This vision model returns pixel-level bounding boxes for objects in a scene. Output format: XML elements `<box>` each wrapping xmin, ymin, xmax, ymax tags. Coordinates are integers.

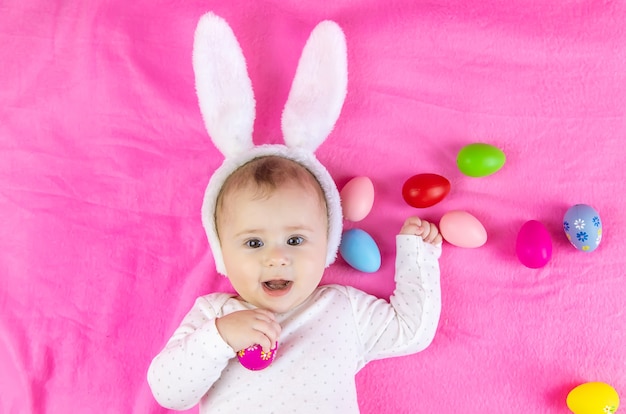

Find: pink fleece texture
<box><xmin>1</xmin><ymin>1</ymin><xmax>624</xmax><ymax>413</ymax></box>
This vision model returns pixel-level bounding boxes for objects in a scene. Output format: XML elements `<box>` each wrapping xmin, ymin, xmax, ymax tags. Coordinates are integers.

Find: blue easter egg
<box><xmin>339</xmin><ymin>229</ymin><xmax>381</xmax><ymax>272</ymax></box>
<box><xmin>563</xmin><ymin>204</ymin><xmax>602</xmax><ymax>252</ymax></box>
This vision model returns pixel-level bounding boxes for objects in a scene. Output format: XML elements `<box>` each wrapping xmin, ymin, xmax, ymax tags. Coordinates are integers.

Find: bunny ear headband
<box><xmin>193</xmin><ymin>12</ymin><xmax>348</xmax><ymax>275</ymax></box>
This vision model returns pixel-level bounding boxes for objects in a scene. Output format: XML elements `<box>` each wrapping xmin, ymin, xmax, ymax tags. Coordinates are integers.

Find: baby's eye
<box><xmin>287</xmin><ymin>236</ymin><xmax>304</xmax><ymax>246</ymax></box>
<box><xmin>245</xmin><ymin>239</ymin><xmax>263</xmax><ymax>248</ymax></box>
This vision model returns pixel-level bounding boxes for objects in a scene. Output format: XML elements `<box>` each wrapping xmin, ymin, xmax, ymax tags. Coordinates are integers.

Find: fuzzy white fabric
<box><xmin>192</xmin><ymin>14</ymin><xmax>255</xmax><ymax>158</ymax></box>
<box><xmin>192</xmin><ymin>13</ymin><xmax>347</xmax><ymax>275</ymax></box>
<box><xmin>281</xmin><ymin>20</ymin><xmax>348</xmax><ymax>151</ymax></box>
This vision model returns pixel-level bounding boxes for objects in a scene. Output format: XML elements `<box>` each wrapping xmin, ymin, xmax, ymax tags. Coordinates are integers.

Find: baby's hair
<box><xmin>215</xmin><ymin>155</ymin><xmax>327</xmax><ymax>221</ymax></box>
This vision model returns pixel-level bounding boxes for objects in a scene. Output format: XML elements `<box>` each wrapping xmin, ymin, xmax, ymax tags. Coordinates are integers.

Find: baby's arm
<box><xmin>147</xmin><ymin>296</ymin><xmax>234</xmax><ymax>410</ymax></box>
<box><xmin>147</xmin><ymin>296</ymin><xmax>281</xmax><ymax>410</ymax></box>
<box><xmin>352</xmin><ymin>216</ymin><xmax>442</xmax><ymax>361</ymax></box>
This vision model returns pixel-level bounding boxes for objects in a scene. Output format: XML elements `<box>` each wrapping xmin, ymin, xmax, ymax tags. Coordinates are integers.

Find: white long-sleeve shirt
<box><xmin>147</xmin><ymin>235</ymin><xmax>441</xmax><ymax>413</ymax></box>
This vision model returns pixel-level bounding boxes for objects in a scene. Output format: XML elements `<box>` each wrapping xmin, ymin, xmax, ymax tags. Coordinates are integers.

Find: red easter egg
<box><xmin>402</xmin><ymin>173</ymin><xmax>451</xmax><ymax>208</ymax></box>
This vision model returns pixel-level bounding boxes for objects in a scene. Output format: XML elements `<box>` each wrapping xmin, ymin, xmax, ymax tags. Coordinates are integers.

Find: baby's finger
<box><xmin>250</xmin><ymin>331</ymin><xmax>274</xmax><ymax>353</ymax></box>
<box><xmin>253</xmin><ymin>308</ymin><xmax>277</xmax><ymax>322</ymax></box>
<box><xmin>256</xmin><ymin>329</ymin><xmax>280</xmax><ymax>352</ymax></box>
<box><xmin>252</xmin><ymin>317</ymin><xmax>281</xmax><ymax>336</ymax></box>
<box><xmin>253</xmin><ymin>321</ymin><xmax>281</xmax><ymax>351</ymax></box>
<box><xmin>400</xmin><ymin>216</ymin><xmax>425</xmax><ymax>235</ymax></box>
<box><xmin>406</xmin><ymin>216</ymin><xmax>422</xmax><ymax>225</ymax></box>
<box><xmin>423</xmin><ymin>223</ymin><xmax>443</xmax><ymax>244</ymax></box>
<box><xmin>403</xmin><ymin>216</ymin><xmax>421</xmax><ymax>229</ymax></box>
<box><xmin>400</xmin><ymin>223</ymin><xmax>421</xmax><ymax>236</ymax></box>
<box><xmin>419</xmin><ymin>221</ymin><xmax>431</xmax><ymax>238</ymax></box>
<box><xmin>423</xmin><ymin>222</ymin><xmax>437</xmax><ymax>242</ymax></box>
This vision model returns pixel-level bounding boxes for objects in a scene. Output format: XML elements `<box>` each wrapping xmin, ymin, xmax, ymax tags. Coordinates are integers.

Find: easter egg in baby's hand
<box><xmin>402</xmin><ymin>173</ymin><xmax>451</xmax><ymax>208</ymax></box>
<box><xmin>515</xmin><ymin>220</ymin><xmax>552</xmax><ymax>268</ymax></box>
<box><xmin>237</xmin><ymin>343</ymin><xmax>278</xmax><ymax>371</ymax></box>
<box><xmin>563</xmin><ymin>204</ymin><xmax>602</xmax><ymax>252</ymax></box>
<box><xmin>339</xmin><ymin>228</ymin><xmax>381</xmax><ymax>272</ymax></box>
<box><xmin>340</xmin><ymin>176</ymin><xmax>375</xmax><ymax>222</ymax></box>
<box><xmin>566</xmin><ymin>381</ymin><xmax>619</xmax><ymax>414</ymax></box>
<box><xmin>456</xmin><ymin>143</ymin><xmax>506</xmax><ymax>177</ymax></box>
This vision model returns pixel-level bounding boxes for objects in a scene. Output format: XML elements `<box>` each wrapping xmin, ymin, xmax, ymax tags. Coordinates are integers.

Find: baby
<box><xmin>147</xmin><ymin>155</ymin><xmax>442</xmax><ymax>412</ymax></box>
<box><xmin>148</xmin><ymin>13</ymin><xmax>442</xmax><ymax>413</ymax></box>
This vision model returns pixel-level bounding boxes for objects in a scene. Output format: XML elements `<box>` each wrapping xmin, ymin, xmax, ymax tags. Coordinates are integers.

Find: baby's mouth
<box><xmin>263</xmin><ymin>280</ymin><xmax>292</xmax><ymax>291</ymax></box>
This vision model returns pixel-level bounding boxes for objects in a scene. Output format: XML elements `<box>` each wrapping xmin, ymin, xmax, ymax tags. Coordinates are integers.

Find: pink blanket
<box><xmin>1</xmin><ymin>1</ymin><xmax>624</xmax><ymax>413</ymax></box>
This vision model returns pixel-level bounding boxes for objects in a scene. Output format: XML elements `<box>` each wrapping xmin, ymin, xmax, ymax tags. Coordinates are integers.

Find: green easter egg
<box><xmin>456</xmin><ymin>143</ymin><xmax>506</xmax><ymax>177</ymax></box>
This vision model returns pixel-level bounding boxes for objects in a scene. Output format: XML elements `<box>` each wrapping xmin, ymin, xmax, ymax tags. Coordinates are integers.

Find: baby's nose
<box><xmin>264</xmin><ymin>246</ymin><xmax>290</xmax><ymax>267</ymax></box>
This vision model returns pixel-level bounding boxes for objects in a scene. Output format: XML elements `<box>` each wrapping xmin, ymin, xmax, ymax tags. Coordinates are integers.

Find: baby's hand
<box><xmin>400</xmin><ymin>216</ymin><xmax>443</xmax><ymax>245</ymax></box>
<box><xmin>216</xmin><ymin>309</ymin><xmax>281</xmax><ymax>353</ymax></box>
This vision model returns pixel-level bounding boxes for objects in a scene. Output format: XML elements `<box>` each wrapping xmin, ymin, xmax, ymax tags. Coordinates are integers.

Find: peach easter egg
<box><xmin>439</xmin><ymin>210</ymin><xmax>487</xmax><ymax>248</ymax></box>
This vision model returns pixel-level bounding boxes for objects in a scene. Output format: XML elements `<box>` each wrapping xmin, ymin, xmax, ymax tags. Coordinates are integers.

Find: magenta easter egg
<box><xmin>237</xmin><ymin>343</ymin><xmax>278</xmax><ymax>371</ymax></box>
<box><xmin>402</xmin><ymin>173</ymin><xmax>451</xmax><ymax>208</ymax></box>
<box><xmin>439</xmin><ymin>210</ymin><xmax>487</xmax><ymax>248</ymax></box>
<box><xmin>340</xmin><ymin>176</ymin><xmax>375</xmax><ymax>222</ymax></box>
<box><xmin>515</xmin><ymin>220</ymin><xmax>552</xmax><ymax>268</ymax></box>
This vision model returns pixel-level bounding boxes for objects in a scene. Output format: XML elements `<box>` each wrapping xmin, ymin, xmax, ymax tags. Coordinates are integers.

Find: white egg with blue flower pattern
<box><xmin>563</xmin><ymin>204</ymin><xmax>602</xmax><ymax>252</ymax></box>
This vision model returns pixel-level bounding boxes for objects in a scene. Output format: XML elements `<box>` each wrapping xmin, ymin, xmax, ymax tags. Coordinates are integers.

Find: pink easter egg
<box><xmin>237</xmin><ymin>343</ymin><xmax>278</xmax><ymax>371</ymax></box>
<box><xmin>340</xmin><ymin>176</ymin><xmax>375</xmax><ymax>222</ymax></box>
<box><xmin>439</xmin><ymin>210</ymin><xmax>487</xmax><ymax>248</ymax></box>
<box><xmin>515</xmin><ymin>220</ymin><xmax>552</xmax><ymax>268</ymax></box>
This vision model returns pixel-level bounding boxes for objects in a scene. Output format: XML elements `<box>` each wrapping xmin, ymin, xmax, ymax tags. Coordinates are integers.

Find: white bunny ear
<box><xmin>281</xmin><ymin>21</ymin><xmax>348</xmax><ymax>152</ymax></box>
<box><xmin>193</xmin><ymin>12</ymin><xmax>255</xmax><ymax>157</ymax></box>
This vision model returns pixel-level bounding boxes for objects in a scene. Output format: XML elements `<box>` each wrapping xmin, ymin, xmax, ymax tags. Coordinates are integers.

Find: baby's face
<box><xmin>217</xmin><ymin>181</ymin><xmax>328</xmax><ymax>314</ymax></box>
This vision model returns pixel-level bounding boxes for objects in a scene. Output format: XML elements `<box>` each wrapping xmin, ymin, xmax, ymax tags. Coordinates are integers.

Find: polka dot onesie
<box><xmin>147</xmin><ymin>235</ymin><xmax>441</xmax><ymax>413</ymax></box>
